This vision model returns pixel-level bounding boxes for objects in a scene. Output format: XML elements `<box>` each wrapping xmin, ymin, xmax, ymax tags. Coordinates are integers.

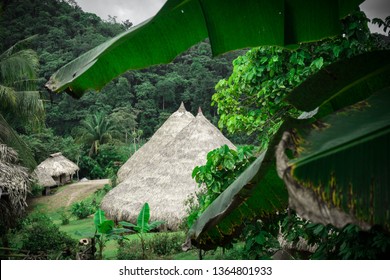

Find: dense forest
<box><xmin>0</xmin><ymin>0</ymin><xmax>244</xmax><ymax>178</ymax></box>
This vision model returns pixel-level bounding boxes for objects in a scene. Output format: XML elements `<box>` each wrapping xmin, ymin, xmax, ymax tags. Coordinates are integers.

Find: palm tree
<box><xmin>0</xmin><ymin>36</ymin><xmax>44</xmax><ymax>170</ymax></box>
<box><xmin>76</xmin><ymin>112</ymin><xmax>118</xmax><ymax>156</ymax></box>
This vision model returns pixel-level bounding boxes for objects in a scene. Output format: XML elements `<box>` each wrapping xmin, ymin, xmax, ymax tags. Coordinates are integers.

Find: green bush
<box><xmin>60</xmin><ymin>212</ymin><xmax>70</xmax><ymax>225</ymax></box>
<box><xmin>148</xmin><ymin>232</ymin><xmax>185</xmax><ymax>256</ymax></box>
<box><xmin>20</xmin><ymin>213</ymin><xmax>76</xmax><ymax>258</ymax></box>
<box><xmin>29</xmin><ymin>183</ymin><xmax>44</xmax><ymax>197</ymax></box>
<box><xmin>71</xmin><ymin>201</ymin><xmax>95</xmax><ymax>219</ymax></box>
<box><xmin>117</xmin><ymin>239</ymin><xmax>149</xmax><ymax>260</ymax></box>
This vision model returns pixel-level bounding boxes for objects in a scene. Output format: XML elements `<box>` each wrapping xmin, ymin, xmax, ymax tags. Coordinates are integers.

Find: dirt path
<box><xmin>28</xmin><ymin>179</ymin><xmax>110</xmax><ymax>212</ymax></box>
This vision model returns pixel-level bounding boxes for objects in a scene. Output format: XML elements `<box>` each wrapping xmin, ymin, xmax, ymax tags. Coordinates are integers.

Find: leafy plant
<box><xmin>19</xmin><ymin>213</ymin><xmax>76</xmax><ymax>259</ymax></box>
<box><xmin>71</xmin><ymin>201</ymin><xmax>95</xmax><ymax>220</ymax></box>
<box><xmin>148</xmin><ymin>232</ymin><xmax>185</xmax><ymax>256</ymax></box>
<box><xmin>93</xmin><ymin>209</ymin><xmax>128</xmax><ymax>259</ymax></box>
<box><xmin>187</xmin><ymin>145</ymin><xmax>256</xmax><ymax>227</ymax></box>
<box><xmin>120</xmin><ymin>203</ymin><xmax>164</xmax><ymax>259</ymax></box>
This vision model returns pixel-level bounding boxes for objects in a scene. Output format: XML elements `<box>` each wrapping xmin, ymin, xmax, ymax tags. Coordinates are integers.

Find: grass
<box><xmin>22</xmin><ymin>181</ymin><xmax>247</xmax><ymax>260</ymax></box>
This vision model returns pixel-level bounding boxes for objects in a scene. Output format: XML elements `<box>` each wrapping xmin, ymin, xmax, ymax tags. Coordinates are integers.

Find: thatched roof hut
<box><xmin>0</xmin><ymin>144</ymin><xmax>30</xmax><ymax>229</ymax></box>
<box><xmin>101</xmin><ymin>109</ymin><xmax>235</xmax><ymax>230</ymax></box>
<box><xmin>34</xmin><ymin>152</ymin><xmax>79</xmax><ymax>185</ymax></box>
<box><xmin>117</xmin><ymin>102</ymin><xmax>194</xmax><ymax>183</ymax></box>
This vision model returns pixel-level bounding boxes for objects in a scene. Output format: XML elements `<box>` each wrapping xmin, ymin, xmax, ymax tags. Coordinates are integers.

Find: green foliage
<box><xmin>60</xmin><ymin>212</ymin><xmax>70</xmax><ymax>225</ymax></box>
<box><xmin>29</xmin><ymin>183</ymin><xmax>44</xmax><ymax>197</ymax></box>
<box><xmin>120</xmin><ymin>203</ymin><xmax>165</xmax><ymax>259</ymax></box>
<box><xmin>45</xmin><ymin>0</ymin><xmax>364</xmax><ymax>96</ymax></box>
<box><xmin>71</xmin><ymin>201</ymin><xmax>96</xmax><ymax>220</ymax></box>
<box><xmin>93</xmin><ymin>209</ymin><xmax>128</xmax><ymax>259</ymax></box>
<box><xmin>241</xmin><ymin>217</ymin><xmax>281</xmax><ymax>260</ymax></box>
<box><xmin>19</xmin><ymin>213</ymin><xmax>76</xmax><ymax>258</ymax></box>
<box><xmin>213</xmin><ymin>11</ymin><xmax>376</xmax><ymax>149</ymax></box>
<box><xmin>116</xmin><ymin>239</ymin><xmax>145</xmax><ymax>260</ymax></box>
<box><xmin>187</xmin><ymin>145</ymin><xmax>257</xmax><ymax>227</ymax></box>
<box><xmin>148</xmin><ymin>232</ymin><xmax>186</xmax><ymax>256</ymax></box>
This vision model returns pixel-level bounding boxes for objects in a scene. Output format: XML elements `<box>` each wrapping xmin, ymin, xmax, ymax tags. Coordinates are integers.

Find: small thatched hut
<box><xmin>34</xmin><ymin>152</ymin><xmax>79</xmax><ymax>186</ymax></box>
<box><xmin>0</xmin><ymin>144</ymin><xmax>30</xmax><ymax>231</ymax></box>
<box><xmin>101</xmin><ymin>108</ymin><xmax>235</xmax><ymax>230</ymax></box>
<box><xmin>117</xmin><ymin>102</ymin><xmax>194</xmax><ymax>183</ymax></box>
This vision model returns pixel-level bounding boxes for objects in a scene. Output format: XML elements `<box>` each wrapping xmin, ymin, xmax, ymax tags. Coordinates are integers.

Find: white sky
<box><xmin>75</xmin><ymin>0</ymin><xmax>389</xmax><ymax>34</ymax></box>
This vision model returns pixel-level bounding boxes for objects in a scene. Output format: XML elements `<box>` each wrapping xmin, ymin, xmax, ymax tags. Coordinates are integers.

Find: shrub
<box><xmin>149</xmin><ymin>232</ymin><xmax>185</xmax><ymax>256</ymax></box>
<box><xmin>60</xmin><ymin>212</ymin><xmax>70</xmax><ymax>225</ymax></box>
<box><xmin>117</xmin><ymin>239</ymin><xmax>148</xmax><ymax>260</ymax></box>
<box><xmin>20</xmin><ymin>213</ymin><xmax>76</xmax><ymax>258</ymax></box>
<box><xmin>29</xmin><ymin>183</ymin><xmax>44</xmax><ymax>197</ymax></box>
<box><xmin>71</xmin><ymin>201</ymin><xmax>95</xmax><ymax>219</ymax></box>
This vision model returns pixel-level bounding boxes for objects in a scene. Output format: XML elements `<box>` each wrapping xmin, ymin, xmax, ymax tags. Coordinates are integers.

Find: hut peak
<box><xmin>197</xmin><ymin>107</ymin><xmax>203</xmax><ymax>116</ymax></box>
<box><xmin>50</xmin><ymin>152</ymin><xmax>62</xmax><ymax>158</ymax></box>
<box><xmin>177</xmin><ymin>102</ymin><xmax>187</xmax><ymax>113</ymax></box>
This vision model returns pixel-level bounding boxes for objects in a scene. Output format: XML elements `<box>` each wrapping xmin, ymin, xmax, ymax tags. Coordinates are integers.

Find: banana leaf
<box><xmin>45</xmin><ymin>0</ymin><xmax>363</xmax><ymax>97</ymax></box>
<box><xmin>277</xmin><ymin>88</ymin><xmax>390</xmax><ymax>231</ymax></box>
<box><xmin>286</xmin><ymin>50</ymin><xmax>390</xmax><ymax>115</ymax></box>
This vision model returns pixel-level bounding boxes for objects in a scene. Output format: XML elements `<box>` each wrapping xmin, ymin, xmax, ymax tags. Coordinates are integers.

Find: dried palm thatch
<box><xmin>32</xmin><ymin>166</ymin><xmax>57</xmax><ymax>187</ymax></box>
<box><xmin>0</xmin><ymin>144</ymin><xmax>30</xmax><ymax>229</ymax></box>
<box><xmin>101</xmin><ymin>109</ymin><xmax>235</xmax><ymax>230</ymax></box>
<box><xmin>117</xmin><ymin>102</ymin><xmax>194</xmax><ymax>183</ymax></box>
<box><xmin>34</xmin><ymin>152</ymin><xmax>79</xmax><ymax>185</ymax></box>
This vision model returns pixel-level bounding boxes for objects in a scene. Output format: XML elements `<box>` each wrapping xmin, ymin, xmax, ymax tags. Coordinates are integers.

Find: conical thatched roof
<box><xmin>0</xmin><ymin>144</ymin><xmax>30</xmax><ymax>229</ymax></box>
<box><xmin>35</xmin><ymin>152</ymin><xmax>79</xmax><ymax>177</ymax></box>
<box><xmin>101</xmin><ymin>109</ymin><xmax>235</xmax><ymax>230</ymax></box>
<box><xmin>117</xmin><ymin>102</ymin><xmax>194</xmax><ymax>183</ymax></box>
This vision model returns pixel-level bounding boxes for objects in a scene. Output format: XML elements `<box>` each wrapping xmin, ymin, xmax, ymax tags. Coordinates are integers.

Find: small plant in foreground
<box><xmin>120</xmin><ymin>203</ymin><xmax>164</xmax><ymax>259</ymax></box>
<box><xmin>93</xmin><ymin>209</ymin><xmax>128</xmax><ymax>259</ymax></box>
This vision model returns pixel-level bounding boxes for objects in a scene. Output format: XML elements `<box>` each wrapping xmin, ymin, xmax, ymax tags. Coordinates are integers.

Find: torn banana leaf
<box><xmin>277</xmin><ymin>88</ymin><xmax>390</xmax><ymax>231</ymax></box>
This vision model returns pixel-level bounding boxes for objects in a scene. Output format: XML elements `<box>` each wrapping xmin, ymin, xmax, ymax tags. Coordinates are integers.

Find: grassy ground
<box><xmin>25</xmin><ymin>180</ymin><xmax>214</xmax><ymax>260</ymax></box>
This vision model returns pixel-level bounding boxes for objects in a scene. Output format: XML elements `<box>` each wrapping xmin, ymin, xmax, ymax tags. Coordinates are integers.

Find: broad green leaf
<box><xmin>97</xmin><ymin>220</ymin><xmax>115</xmax><ymax>234</ymax></box>
<box><xmin>119</xmin><ymin>221</ymin><xmax>137</xmax><ymax>228</ymax></box>
<box><xmin>286</xmin><ymin>50</ymin><xmax>390</xmax><ymax>113</ymax></box>
<box><xmin>148</xmin><ymin>221</ymin><xmax>165</xmax><ymax>231</ymax></box>
<box><xmin>46</xmin><ymin>0</ymin><xmax>363</xmax><ymax>97</ymax></box>
<box><xmin>281</xmin><ymin>88</ymin><xmax>390</xmax><ymax>231</ymax></box>
<box><xmin>93</xmin><ymin>209</ymin><xmax>107</xmax><ymax>227</ymax></box>
<box><xmin>94</xmin><ymin>209</ymin><xmax>115</xmax><ymax>234</ymax></box>
<box><xmin>137</xmin><ymin>203</ymin><xmax>150</xmax><ymax>233</ymax></box>
<box><xmin>184</xmin><ymin>151</ymin><xmax>288</xmax><ymax>250</ymax></box>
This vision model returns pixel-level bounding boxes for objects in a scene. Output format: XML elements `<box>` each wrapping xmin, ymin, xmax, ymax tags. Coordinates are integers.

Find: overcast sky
<box><xmin>75</xmin><ymin>0</ymin><xmax>389</xmax><ymax>34</ymax></box>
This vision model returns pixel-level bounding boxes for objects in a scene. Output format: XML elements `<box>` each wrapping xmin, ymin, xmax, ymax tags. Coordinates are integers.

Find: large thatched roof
<box><xmin>0</xmin><ymin>144</ymin><xmax>30</xmax><ymax>229</ymax></box>
<box><xmin>101</xmin><ymin>109</ymin><xmax>235</xmax><ymax>230</ymax></box>
<box><xmin>35</xmin><ymin>152</ymin><xmax>79</xmax><ymax>177</ymax></box>
<box><xmin>117</xmin><ymin>102</ymin><xmax>194</xmax><ymax>183</ymax></box>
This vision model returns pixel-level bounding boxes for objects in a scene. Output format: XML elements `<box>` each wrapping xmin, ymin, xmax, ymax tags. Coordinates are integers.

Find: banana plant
<box><xmin>93</xmin><ymin>209</ymin><xmax>129</xmax><ymax>259</ymax></box>
<box><xmin>185</xmin><ymin>50</ymin><xmax>390</xmax><ymax>249</ymax></box>
<box><xmin>45</xmin><ymin>0</ymin><xmax>363</xmax><ymax>98</ymax></box>
<box><xmin>120</xmin><ymin>203</ymin><xmax>164</xmax><ymax>259</ymax></box>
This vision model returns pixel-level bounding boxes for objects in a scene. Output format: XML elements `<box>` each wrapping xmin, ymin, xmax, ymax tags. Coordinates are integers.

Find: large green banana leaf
<box><xmin>286</xmin><ymin>50</ymin><xmax>390</xmax><ymax>114</ymax></box>
<box><xmin>45</xmin><ymin>0</ymin><xmax>363</xmax><ymax>97</ymax></box>
<box><xmin>277</xmin><ymin>88</ymin><xmax>390</xmax><ymax>231</ymax></box>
